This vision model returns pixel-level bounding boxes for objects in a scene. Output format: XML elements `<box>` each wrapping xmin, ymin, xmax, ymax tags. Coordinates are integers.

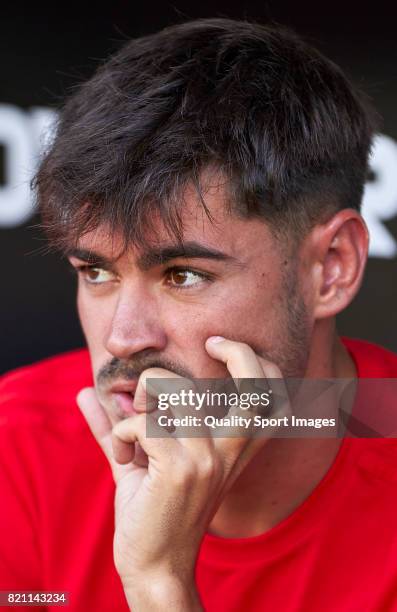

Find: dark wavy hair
<box><xmin>34</xmin><ymin>18</ymin><xmax>379</xmax><ymax>252</ymax></box>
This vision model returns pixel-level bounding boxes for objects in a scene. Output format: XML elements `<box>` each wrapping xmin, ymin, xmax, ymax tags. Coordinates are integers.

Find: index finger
<box><xmin>204</xmin><ymin>335</ymin><xmax>291</xmax><ymax>446</ymax></box>
<box><xmin>133</xmin><ymin>367</ymin><xmax>197</xmax><ymax>415</ymax></box>
<box><xmin>205</xmin><ymin>336</ymin><xmax>284</xmax><ymax>379</ymax></box>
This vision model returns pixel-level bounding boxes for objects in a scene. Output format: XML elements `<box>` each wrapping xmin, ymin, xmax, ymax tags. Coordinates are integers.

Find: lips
<box><xmin>109</xmin><ymin>380</ymin><xmax>138</xmax><ymax>395</ymax></box>
<box><xmin>112</xmin><ymin>391</ymin><xmax>136</xmax><ymax>417</ymax></box>
<box><xmin>108</xmin><ymin>381</ymin><xmax>138</xmax><ymax>417</ymax></box>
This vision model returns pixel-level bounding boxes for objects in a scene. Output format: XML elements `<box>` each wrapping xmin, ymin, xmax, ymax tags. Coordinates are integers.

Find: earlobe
<box><xmin>311</xmin><ymin>210</ymin><xmax>369</xmax><ymax>320</ymax></box>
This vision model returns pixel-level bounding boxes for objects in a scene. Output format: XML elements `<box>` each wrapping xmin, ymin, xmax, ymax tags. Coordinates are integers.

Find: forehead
<box><xmin>74</xmin><ymin>176</ymin><xmax>277</xmax><ymax>263</ymax></box>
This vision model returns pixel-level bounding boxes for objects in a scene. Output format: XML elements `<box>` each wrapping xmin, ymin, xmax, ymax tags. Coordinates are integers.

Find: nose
<box><xmin>104</xmin><ymin>282</ymin><xmax>167</xmax><ymax>360</ymax></box>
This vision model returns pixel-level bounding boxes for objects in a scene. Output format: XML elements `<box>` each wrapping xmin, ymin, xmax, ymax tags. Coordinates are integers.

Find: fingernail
<box><xmin>207</xmin><ymin>336</ymin><xmax>225</xmax><ymax>344</ymax></box>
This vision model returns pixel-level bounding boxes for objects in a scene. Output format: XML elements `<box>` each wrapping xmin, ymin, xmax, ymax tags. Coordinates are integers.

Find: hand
<box><xmin>77</xmin><ymin>337</ymin><xmax>286</xmax><ymax>611</ymax></box>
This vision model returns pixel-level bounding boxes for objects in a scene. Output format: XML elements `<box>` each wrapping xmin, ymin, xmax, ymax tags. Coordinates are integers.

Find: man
<box><xmin>1</xmin><ymin>17</ymin><xmax>397</xmax><ymax>612</ymax></box>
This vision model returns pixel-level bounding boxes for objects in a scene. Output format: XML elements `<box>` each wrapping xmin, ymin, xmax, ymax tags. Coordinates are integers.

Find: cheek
<box><xmin>158</xmin><ymin>301</ymin><xmax>227</xmax><ymax>376</ymax></box>
<box><xmin>77</xmin><ymin>291</ymin><xmax>111</xmax><ymax>367</ymax></box>
<box><xmin>161</xmin><ymin>288</ymin><xmax>278</xmax><ymax>377</ymax></box>
<box><xmin>77</xmin><ymin>290</ymin><xmax>95</xmax><ymax>342</ymax></box>
<box><xmin>195</xmin><ymin>282</ymin><xmax>276</xmax><ymax>335</ymax></box>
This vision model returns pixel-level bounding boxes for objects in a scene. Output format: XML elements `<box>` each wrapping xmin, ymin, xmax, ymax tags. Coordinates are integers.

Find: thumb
<box><xmin>77</xmin><ymin>387</ymin><xmax>135</xmax><ymax>483</ymax></box>
<box><xmin>76</xmin><ymin>387</ymin><xmax>113</xmax><ymax>462</ymax></box>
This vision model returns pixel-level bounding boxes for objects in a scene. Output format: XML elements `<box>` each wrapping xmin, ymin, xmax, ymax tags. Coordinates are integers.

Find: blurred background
<box><xmin>1</xmin><ymin>1</ymin><xmax>397</xmax><ymax>374</ymax></box>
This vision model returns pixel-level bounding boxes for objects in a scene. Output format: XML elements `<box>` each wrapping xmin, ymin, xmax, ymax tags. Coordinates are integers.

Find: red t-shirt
<box><xmin>0</xmin><ymin>338</ymin><xmax>397</xmax><ymax>611</ymax></box>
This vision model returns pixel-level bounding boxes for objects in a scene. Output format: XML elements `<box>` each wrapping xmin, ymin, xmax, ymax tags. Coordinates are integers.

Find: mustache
<box><xmin>96</xmin><ymin>351</ymin><xmax>195</xmax><ymax>388</ymax></box>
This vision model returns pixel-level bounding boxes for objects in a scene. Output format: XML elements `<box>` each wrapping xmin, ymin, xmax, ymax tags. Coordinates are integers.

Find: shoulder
<box><xmin>341</xmin><ymin>338</ymin><xmax>397</xmax><ymax>481</ymax></box>
<box><xmin>0</xmin><ymin>348</ymin><xmax>92</xmax><ymax>428</ymax></box>
<box><xmin>341</xmin><ymin>337</ymin><xmax>397</xmax><ymax>377</ymax></box>
<box><xmin>0</xmin><ymin>350</ymin><xmax>110</xmax><ymax>529</ymax></box>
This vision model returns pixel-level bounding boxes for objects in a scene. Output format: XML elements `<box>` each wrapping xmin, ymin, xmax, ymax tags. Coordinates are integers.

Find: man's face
<box><xmin>67</xmin><ymin>178</ymin><xmax>312</xmax><ymax>424</ymax></box>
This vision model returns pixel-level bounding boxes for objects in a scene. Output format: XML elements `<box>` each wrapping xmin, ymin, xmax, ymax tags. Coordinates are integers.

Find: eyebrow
<box><xmin>66</xmin><ymin>241</ymin><xmax>239</xmax><ymax>271</ymax></box>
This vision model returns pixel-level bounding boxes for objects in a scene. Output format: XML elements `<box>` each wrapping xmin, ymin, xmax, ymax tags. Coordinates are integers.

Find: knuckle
<box><xmin>112</xmin><ymin>420</ymin><xmax>125</xmax><ymax>439</ymax></box>
<box><xmin>170</xmin><ymin>452</ymin><xmax>222</xmax><ymax>488</ymax></box>
<box><xmin>258</xmin><ymin>357</ymin><xmax>283</xmax><ymax>378</ymax></box>
<box><xmin>267</xmin><ymin>365</ymin><xmax>283</xmax><ymax>379</ymax></box>
<box><xmin>139</xmin><ymin>369</ymin><xmax>164</xmax><ymax>393</ymax></box>
<box><xmin>171</xmin><ymin>460</ymin><xmax>197</xmax><ymax>488</ymax></box>
<box><xmin>174</xmin><ymin>377</ymin><xmax>197</xmax><ymax>396</ymax></box>
<box><xmin>196</xmin><ymin>453</ymin><xmax>222</xmax><ymax>481</ymax></box>
<box><xmin>232</xmin><ymin>342</ymin><xmax>253</xmax><ymax>361</ymax></box>
<box><xmin>135</xmin><ymin>412</ymin><xmax>147</xmax><ymax>428</ymax></box>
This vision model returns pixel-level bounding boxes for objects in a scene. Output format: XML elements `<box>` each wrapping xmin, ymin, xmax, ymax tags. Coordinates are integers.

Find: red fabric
<box><xmin>0</xmin><ymin>338</ymin><xmax>397</xmax><ymax>611</ymax></box>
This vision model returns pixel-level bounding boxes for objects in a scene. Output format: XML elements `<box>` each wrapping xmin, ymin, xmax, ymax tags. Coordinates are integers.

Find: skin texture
<box><xmin>72</xmin><ymin>175</ymin><xmax>368</xmax><ymax>610</ymax></box>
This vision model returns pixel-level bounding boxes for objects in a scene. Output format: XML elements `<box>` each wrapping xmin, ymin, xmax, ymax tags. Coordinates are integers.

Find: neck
<box><xmin>208</xmin><ymin>324</ymin><xmax>357</xmax><ymax>538</ymax></box>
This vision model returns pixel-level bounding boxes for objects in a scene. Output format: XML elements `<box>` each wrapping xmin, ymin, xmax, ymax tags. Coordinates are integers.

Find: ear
<box><xmin>301</xmin><ymin>209</ymin><xmax>369</xmax><ymax>320</ymax></box>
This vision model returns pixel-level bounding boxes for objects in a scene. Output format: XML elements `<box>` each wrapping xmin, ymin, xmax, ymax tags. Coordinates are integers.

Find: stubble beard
<box><xmin>269</xmin><ymin>263</ymin><xmax>312</xmax><ymax>380</ymax></box>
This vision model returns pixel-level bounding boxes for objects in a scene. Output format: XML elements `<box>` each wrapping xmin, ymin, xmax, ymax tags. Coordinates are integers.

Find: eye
<box><xmin>76</xmin><ymin>265</ymin><xmax>116</xmax><ymax>285</ymax></box>
<box><xmin>166</xmin><ymin>268</ymin><xmax>209</xmax><ymax>289</ymax></box>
